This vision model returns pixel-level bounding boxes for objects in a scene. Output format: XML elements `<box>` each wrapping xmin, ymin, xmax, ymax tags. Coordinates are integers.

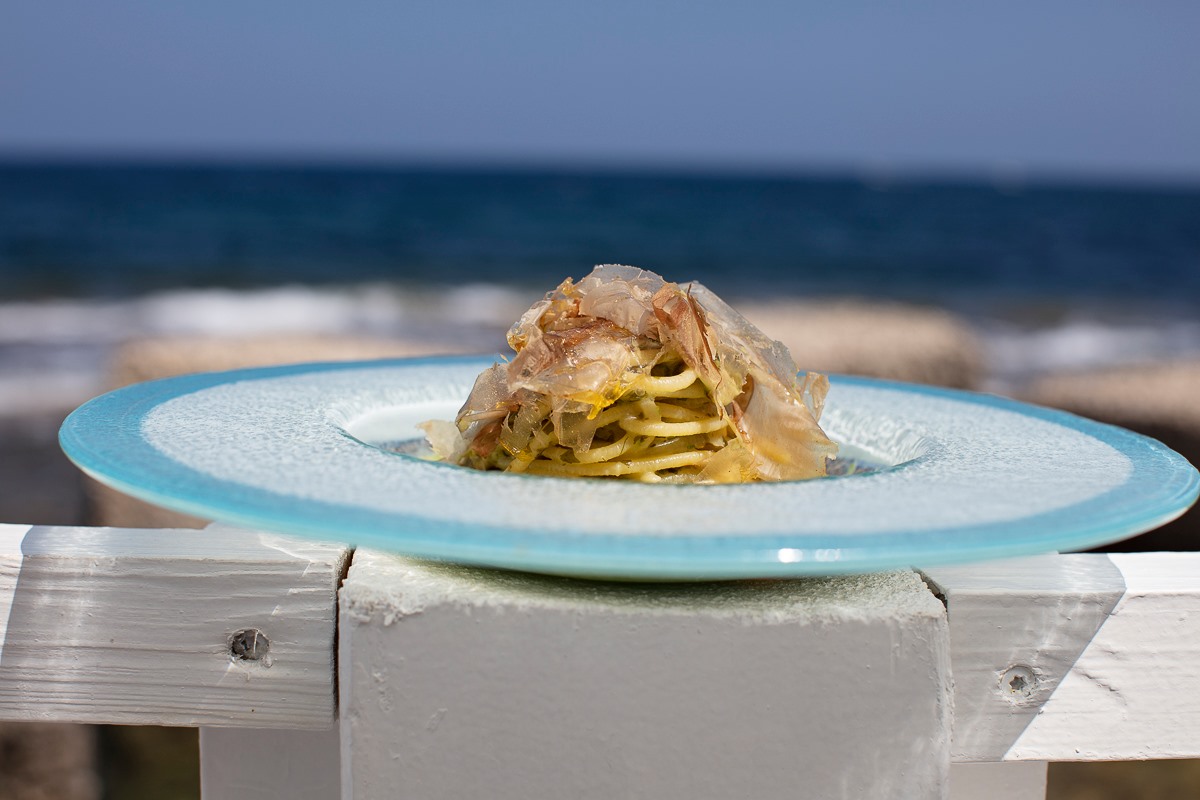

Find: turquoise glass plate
<box><xmin>60</xmin><ymin>356</ymin><xmax>1198</xmax><ymax>580</ymax></box>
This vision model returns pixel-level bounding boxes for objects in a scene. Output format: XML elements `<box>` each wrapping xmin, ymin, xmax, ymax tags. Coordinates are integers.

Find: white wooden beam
<box><xmin>924</xmin><ymin>553</ymin><xmax>1200</xmax><ymax>762</ymax></box>
<box><xmin>6</xmin><ymin>513</ymin><xmax>1198</xmax><ymax>788</ymax></box>
<box><xmin>338</xmin><ymin>550</ymin><xmax>953</xmax><ymax>800</ymax></box>
<box><xmin>0</xmin><ymin>523</ymin><xmax>349</xmax><ymax>729</ymax></box>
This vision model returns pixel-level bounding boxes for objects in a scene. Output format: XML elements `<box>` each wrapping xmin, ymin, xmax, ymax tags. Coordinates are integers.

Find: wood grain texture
<box><xmin>0</xmin><ymin>523</ymin><xmax>349</xmax><ymax>729</ymax></box>
<box><xmin>922</xmin><ymin>554</ymin><xmax>1125</xmax><ymax>762</ymax></box>
<box><xmin>1009</xmin><ymin>553</ymin><xmax>1200</xmax><ymax>760</ymax></box>
<box><xmin>925</xmin><ymin>553</ymin><xmax>1200</xmax><ymax>762</ymax></box>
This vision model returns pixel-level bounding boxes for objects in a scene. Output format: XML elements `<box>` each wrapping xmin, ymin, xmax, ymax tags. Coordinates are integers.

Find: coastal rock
<box><xmin>1023</xmin><ymin>361</ymin><xmax>1200</xmax><ymax>552</ymax></box>
<box><xmin>105</xmin><ymin>334</ymin><xmax>476</xmax><ymax>390</ymax></box>
<box><xmin>739</xmin><ymin>299</ymin><xmax>985</xmax><ymax>390</ymax></box>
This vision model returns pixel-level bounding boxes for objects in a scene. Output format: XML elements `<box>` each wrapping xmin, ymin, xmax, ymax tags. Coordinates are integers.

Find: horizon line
<box><xmin>3</xmin><ymin>148</ymin><xmax>1200</xmax><ymax>191</ymax></box>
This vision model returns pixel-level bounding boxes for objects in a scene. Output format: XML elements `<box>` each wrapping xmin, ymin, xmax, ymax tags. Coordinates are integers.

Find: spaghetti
<box><xmin>420</xmin><ymin>265</ymin><xmax>837</xmax><ymax>483</ymax></box>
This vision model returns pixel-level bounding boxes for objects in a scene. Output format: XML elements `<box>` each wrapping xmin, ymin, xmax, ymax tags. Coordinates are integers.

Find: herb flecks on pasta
<box><xmin>420</xmin><ymin>265</ymin><xmax>837</xmax><ymax>483</ymax></box>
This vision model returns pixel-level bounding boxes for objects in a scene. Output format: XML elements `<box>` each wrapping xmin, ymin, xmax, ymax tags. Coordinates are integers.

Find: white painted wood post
<box><xmin>200</xmin><ymin>728</ymin><xmax>340</xmax><ymax>800</ymax></box>
<box><xmin>337</xmin><ymin>549</ymin><xmax>953</xmax><ymax>800</ymax></box>
<box><xmin>948</xmin><ymin>762</ymin><xmax>1048</xmax><ymax>800</ymax></box>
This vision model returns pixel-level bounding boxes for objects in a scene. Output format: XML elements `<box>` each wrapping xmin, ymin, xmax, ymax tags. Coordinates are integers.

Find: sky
<box><xmin>3</xmin><ymin>1</ymin><xmax>1199</xmax><ymax>179</ymax></box>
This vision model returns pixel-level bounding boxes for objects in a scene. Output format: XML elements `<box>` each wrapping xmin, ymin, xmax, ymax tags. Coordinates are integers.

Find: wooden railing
<box><xmin>2</xmin><ymin>522</ymin><xmax>1198</xmax><ymax>800</ymax></box>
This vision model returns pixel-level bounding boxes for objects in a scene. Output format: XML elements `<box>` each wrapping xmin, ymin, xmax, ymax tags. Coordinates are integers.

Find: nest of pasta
<box><xmin>420</xmin><ymin>265</ymin><xmax>837</xmax><ymax>483</ymax></box>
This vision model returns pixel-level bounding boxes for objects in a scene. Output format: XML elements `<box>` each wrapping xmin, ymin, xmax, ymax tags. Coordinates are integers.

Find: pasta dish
<box><xmin>420</xmin><ymin>265</ymin><xmax>837</xmax><ymax>483</ymax></box>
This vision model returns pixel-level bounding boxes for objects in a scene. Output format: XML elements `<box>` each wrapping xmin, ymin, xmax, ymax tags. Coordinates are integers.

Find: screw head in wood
<box><xmin>229</xmin><ymin>628</ymin><xmax>271</xmax><ymax>663</ymax></box>
<box><xmin>1000</xmin><ymin>665</ymin><xmax>1037</xmax><ymax>700</ymax></box>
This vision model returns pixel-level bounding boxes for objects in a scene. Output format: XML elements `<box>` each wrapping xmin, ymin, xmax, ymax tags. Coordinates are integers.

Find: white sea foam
<box><xmin>980</xmin><ymin>314</ymin><xmax>1200</xmax><ymax>393</ymax></box>
<box><xmin>3</xmin><ymin>283</ymin><xmax>1199</xmax><ymax>417</ymax></box>
<box><xmin>0</xmin><ymin>282</ymin><xmax>535</xmax><ymax>417</ymax></box>
<box><xmin>0</xmin><ymin>282</ymin><xmax>534</xmax><ymax>343</ymax></box>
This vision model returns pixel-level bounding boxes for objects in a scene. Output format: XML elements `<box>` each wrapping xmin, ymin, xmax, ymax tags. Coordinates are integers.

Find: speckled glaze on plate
<box><xmin>60</xmin><ymin>356</ymin><xmax>1198</xmax><ymax>579</ymax></box>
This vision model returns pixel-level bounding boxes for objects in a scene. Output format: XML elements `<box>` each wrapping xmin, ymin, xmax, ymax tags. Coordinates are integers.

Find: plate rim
<box><xmin>60</xmin><ymin>355</ymin><xmax>1200</xmax><ymax>578</ymax></box>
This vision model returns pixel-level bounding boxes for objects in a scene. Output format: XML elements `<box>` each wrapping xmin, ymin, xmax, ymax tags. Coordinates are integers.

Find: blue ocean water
<box><xmin>3</xmin><ymin>162</ymin><xmax>1199</xmax><ymax>305</ymax></box>
<box><xmin>1</xmin><ymin>162</ymin><xmax>1199</xmax><ymax>415</ymax></box>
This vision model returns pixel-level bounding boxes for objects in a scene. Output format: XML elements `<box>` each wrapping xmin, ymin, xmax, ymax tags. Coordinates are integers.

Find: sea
<box><xmin>2</xmin><ymin>161</ymin><xmax>1199</xmax><ymax>416</ymax></box>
